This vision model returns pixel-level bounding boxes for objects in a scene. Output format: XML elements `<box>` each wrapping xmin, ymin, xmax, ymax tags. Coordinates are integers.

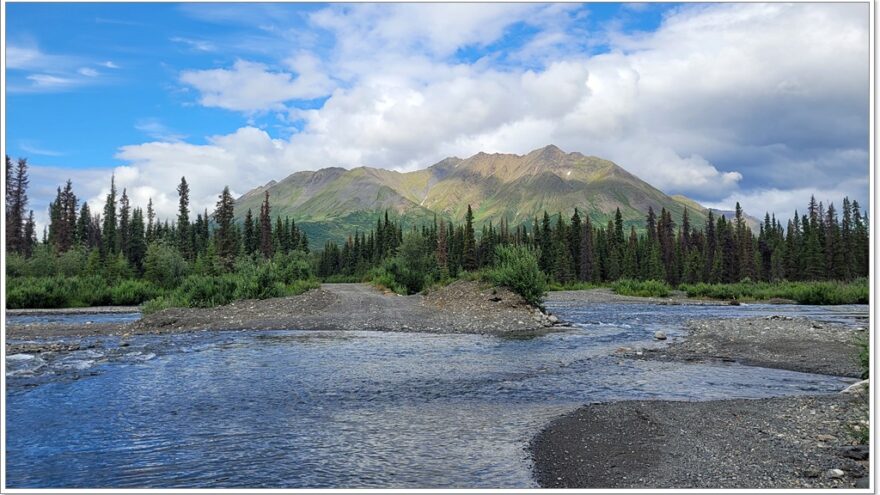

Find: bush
<box><xmin>612</xmin><ymin>279</ymin><xmax>671</xmax><ymax>297</ymax></box>
<box><xmin>273</xmin><ymin>251</ymin><xmax>314</xmax><ymax>283</ymax></box>
<box><xmin>487</xmin><ymin>245</ymin><xmax>547</xmax><ymax>307</ymax></box>
<box><xmin>56</xmin><ymin>248</ymin><xmax>88</xmax><ymax>277</ymax></box>
<box><xmin>109</xmin><ymin>279</ymin><xmax>161</xmax><ymax>305</ymax></box>
<box><xmin>144</xmin><ymin>242</ymin><xmax>190</xmax><ymax>289</ymax></box>
<box><xmin>5</xmin><ymin>276</ymin><xmax>162</xmax><ymax>309</ymax></box>
<box><xmin>678</xmin><ymin>279</ymin><xmax>868</xmax><ymax>305</ymax></box>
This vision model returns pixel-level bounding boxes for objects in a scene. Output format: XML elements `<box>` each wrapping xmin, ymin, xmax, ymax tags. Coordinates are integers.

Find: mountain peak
<box><xmin>532</xmin><ymin>144</ymin><xmax>566</xmax><ymax>159</ymax></box>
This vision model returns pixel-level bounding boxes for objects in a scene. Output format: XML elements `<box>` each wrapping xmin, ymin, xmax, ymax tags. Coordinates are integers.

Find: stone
<box><xmin>839</xmin><ymin>445</ymin><xmax>869</xmax><ymax>461</ymax></box>
<box><xmin>654</xmin><ymin>331</ymin><xmax>667</xmax><ymax>340</ymax></box>
<box><xmin>841</xmin><ymin>379</ymin><xmax>869</xmax><ymax>394</ymax></box>
<box><xmin>827</xmin><ymin>469</ymin><xmax>845</xmax><ymax>479</ymax></box>
<box><xmin>548</xmin><ymin>315</ymin><xmax>559</xmax><ymax>324</ymax></box>
<box><xmin>816</xmin><ymin>434</ymin><xmax>837</xmax><ymax>442</ymax></box>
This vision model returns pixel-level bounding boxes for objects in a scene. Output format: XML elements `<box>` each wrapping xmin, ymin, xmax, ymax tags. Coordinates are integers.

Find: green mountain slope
<box><xmin>235</xmin><ymin>145</ymin><xmax>714</xmax><ymax>246</ymax></box>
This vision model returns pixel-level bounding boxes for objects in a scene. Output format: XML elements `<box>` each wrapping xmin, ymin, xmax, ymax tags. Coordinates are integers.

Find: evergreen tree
<box><xmin>7</xmin><ymin>157</ymin><xmax>30</xmax><ymax>254</ymax></box>
<box><xmin>119</xmin><ymin>188</ymin><xmax>131</xmax><ymax>260</ymax></box>
<box><xmin>259</xmin><ymin>191</ymin><xmax>273</xmax><ymax>258</ymax></box>
<box><xmin>129</xmin><ymin>207</ymin><xmax>147</xmax><ymax>272</ymax></box>
<box><xmin>102</xmin><ymin>175</ymin><xmax>118</xmax><ymax>257</ymax></box>
<box><xmin>213</xmin><ymin>186</ymin><xmax>237</xmax><ymax>270</ymax></box>
<box><xmin>243</xmin><ymin>208</ymin><xmax>257</xmax><ymax>255</ymax></box>
<box><xmin>462</xmin><ymin>205</ymin><xmax>477</xmax><ymax>271</ymax></box>
<box><xmin>176</xmin><ymin>176</ymin><xmax>192</xmax><ymax>259</ymax></box>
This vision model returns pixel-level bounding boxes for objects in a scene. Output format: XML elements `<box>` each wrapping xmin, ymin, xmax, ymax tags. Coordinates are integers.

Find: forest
<box><xmin>5</xmin><ymin>155</ymin><xmax>870</xmax><ymax>310</ymax></box>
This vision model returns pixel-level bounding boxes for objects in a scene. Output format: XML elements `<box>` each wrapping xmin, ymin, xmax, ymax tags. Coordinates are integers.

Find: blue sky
<box><xmin>5</xmin><ymin>2</ymin><xmax>870</xmax><ymax>226</ymax></box>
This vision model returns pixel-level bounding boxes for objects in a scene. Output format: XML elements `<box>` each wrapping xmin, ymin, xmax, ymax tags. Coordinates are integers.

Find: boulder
<box><xmin>654</xmin><ymin>331</ymin><xmax>667</xmax><ymax>340</ymax></box>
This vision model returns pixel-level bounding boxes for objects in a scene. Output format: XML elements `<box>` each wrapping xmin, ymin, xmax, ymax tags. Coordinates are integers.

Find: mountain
<box><xmin>235</xmin><ymin>145</ymin><xmax>714</xmax><ymax>246</ymax></box>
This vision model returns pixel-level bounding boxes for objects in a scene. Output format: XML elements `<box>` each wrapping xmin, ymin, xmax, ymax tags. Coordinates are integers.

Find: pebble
<box><xmin>654</xmin><ymin>331</ymin><xmax>667</xmax><ymax>340</ymax></box>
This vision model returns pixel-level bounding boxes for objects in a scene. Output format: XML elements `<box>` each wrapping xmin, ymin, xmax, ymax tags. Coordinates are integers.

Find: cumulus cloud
<box><xmin>101</xmin><ymin>2</ymin><xmax>868</xmax><ymax>222</ymax></box>
<box><xmin>179</xmin><ymin>57</ymin><xmax>334</xmax><ymax>113</ymax></box>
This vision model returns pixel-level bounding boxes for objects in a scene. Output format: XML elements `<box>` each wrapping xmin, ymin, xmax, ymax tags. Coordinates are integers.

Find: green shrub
<box><xmin>5</xmin><ymin>253</ymin><xmax>26</xmax><ymax>278</ymax></box>
<box><xmin>679</xmin><ymin>279</ymin><xmax>868</xmax><ymax>305</ymax></box>
<box><xmin>273</xmin><ymin>251</ymin><xmax>314</xmax><ymax>283</ymax></box>
<box><xmin>487</xmin><ymin>245</ymin><xmax>547</xmax><ymax>307</ymax></box>
<box><xmin>141</xmin><ymin>294</ymin><xmax>185</xmax><ymax>314</ymax></box>
<box><xmin>144</xmin><ymin>241</ymin><xmax>190</xmax><ymax>289</ymax></box>
<box><xmin>56</xmin><ymin>248</ymin><xmax>88</xmax><ymax>277</ymax></box>
<box><xmin>174</xmin><ymin>275</ymin><xmax>239</xmax><ymax>308</ymax></box>
<box><xmin>612</xmin><ymin>279</ymin><xmax>671</xmax><ymax>297</ymax></box>
<box><xmin>109</xmin><ymin>279</ymin><xmax>160</xmax><ymax>305</ymax></box>
<box><xmin>548</xmin><ymin>280</ymin><xmax>603</xmax><ymax>291</ymax></box>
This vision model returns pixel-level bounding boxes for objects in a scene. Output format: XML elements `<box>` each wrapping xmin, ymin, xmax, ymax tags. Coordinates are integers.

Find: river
<box><xmin>5</xmin><ymin>301</ymin><xmax>866</xmax><ymax>488</ymax></box>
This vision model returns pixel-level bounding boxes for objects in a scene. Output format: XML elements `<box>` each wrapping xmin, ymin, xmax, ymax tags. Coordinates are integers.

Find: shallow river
<box><xmin>5</xmin><ymin>302</ymin><xmax>866</xmax><ymax>488</ymax></box>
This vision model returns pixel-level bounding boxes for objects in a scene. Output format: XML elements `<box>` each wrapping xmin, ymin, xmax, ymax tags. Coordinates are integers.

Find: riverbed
<box><xmin>5</xmin><ymin>300</ymin><xmax>866</xmax><ymax>488</ymax></box>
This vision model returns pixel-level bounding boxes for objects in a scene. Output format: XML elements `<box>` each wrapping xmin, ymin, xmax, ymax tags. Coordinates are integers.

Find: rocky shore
<box><xmin>6</xmin><ymin>281</ymin><xmax>567</xmax><ymax>342</ymax></box>
<box><xmin>531</xmin><ymin>313</ymin><xmax>870</xmax><ymax>488</ymax></box>
<box><xmin>637</xmin><ymin>316</ymin><xmax>868</xmax><ymax>378</ymax></box>
<box><xmin>532</xmin><ymin>394</ymin><xmax>869</xmax><ymax>489</ymax></box>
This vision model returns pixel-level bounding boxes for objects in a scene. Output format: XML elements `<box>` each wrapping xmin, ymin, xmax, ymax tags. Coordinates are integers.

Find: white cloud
<box><xmin>102</xmin><ymin>61</ymin><xmax>120</xmax><ymax>69</ymax></box>
<box><xmin>134</xmin><ymin>118</ymin><xmax>187</xmax><ymax>142</ymax></box>
<box><xmin>171</xmin><ymin>36</ymin><xmax>217</xmax><ymax>52</ymax></box>
<box><xmin>179</xmin><ymin>58</ymin><xmax>334</xmax><ymax>113</ymax></box>
<box><xmin>705</xmin><ymin>177</ymin><xmax>869</xmax><ymax>222</ymax></box>
<box><xmin>7</xmin><ymin>42</ymin><xmax>111</xmax><ymax>92</ymax></box>
<box><xmin>105</xmin><ymin>2</ymin><xmax>868</xmax><ymax>221</ymax></box>
<box><xmin>19</xmin><ymin>141</ymin><xmax>65</xmax><ymax>157</ymax></box>
<box><xmin>26</xmin><ymin>74</ymin><xmax>77</xmax><ymax>89</ymax></box>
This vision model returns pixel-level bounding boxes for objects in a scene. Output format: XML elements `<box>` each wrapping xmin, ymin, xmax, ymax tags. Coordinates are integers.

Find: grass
<box><xmin>857</xmin><ymin>333</ymin><xmax>869</xmax><ymax>380</ymax></box>
<box><xmin>611</xmin><ymin>279</ymin><xmax>671</xmax><ymax>297</ymax></box>
<box><xmin>678</xmin><ymin>279</ymin><xmax>868</xmax><ymax>305</ymax></box>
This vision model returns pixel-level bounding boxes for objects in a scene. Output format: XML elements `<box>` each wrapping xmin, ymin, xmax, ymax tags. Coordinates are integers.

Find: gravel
<box><xmin>7</xmin><ymin>282</ymin><xmax>566</xmax><ymax>342</ymax></box>
<box><xmin>638</xmin><ymin>316</ymin><xmax>866</xmax><ymax>378</ymax></box>
<box><xmin>531</xmin><ymin>394</ymin><xmax>870</xmax><ymax>489</ymax></box>
<box><xmin>531</xmin><ymin>309</ymin><xmax>870</xmax><ymax>489</ymax></box>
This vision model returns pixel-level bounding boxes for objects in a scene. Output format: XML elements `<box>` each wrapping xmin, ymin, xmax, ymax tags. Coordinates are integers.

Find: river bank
<box><xmin>6</xmin><ymin>281</ymin><xmax>565</xmax><ymax>342</ymax></box>
<box><xmin>530</xmin><ymin>314</ymin><xmax>870</xmax><ymax>488</ymax></box>
<box><xmin>531</xmin><ymin>394</ymin><xmax>869</xmax><ymax>488</ymax></box>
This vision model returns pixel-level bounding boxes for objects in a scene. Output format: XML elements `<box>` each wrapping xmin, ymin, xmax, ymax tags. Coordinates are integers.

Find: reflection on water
<box><xmin>6</xmin><ymin>302</ymin><xmax>865</xmax><ymax>488</ymax></box>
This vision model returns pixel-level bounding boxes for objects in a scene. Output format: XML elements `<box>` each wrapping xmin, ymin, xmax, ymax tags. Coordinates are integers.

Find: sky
<box><xmin>5</xmin><ymin>2</ymin><xmax>870</xmax><ymax>230</ymax></box>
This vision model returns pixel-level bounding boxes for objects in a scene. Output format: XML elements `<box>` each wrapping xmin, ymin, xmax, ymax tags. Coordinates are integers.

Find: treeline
<box><xmin>27</xmin><ymin>176</ymin><xmax>310</xmax><ymax>271</ymax></box>
<box><xmin>5</xmin><ymin>155</ymin><xmax>316</xmax><ymax>310</ymax></box>
<box><xmin>5</xmin><ymin>153</ymin><xmax>870</xmax><ymax>309</ymax></box>
<box><xmin>316</xmin><ymin>199</ymin><xmax>869</xmax><ymax>288</ymax></box>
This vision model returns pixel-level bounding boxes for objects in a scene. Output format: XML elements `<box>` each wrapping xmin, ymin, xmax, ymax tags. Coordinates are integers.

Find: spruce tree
<box><xmin>176</xmin><ymin>177</ymin><xmax>192</xmax><ymax>259</ymax></box>
<box><xmin>259</xmin><ymin>191</ymin><xmax>273</xmax><ymax>258</ymax></box>
<box><xmin>213</xmin><ymin>186</ymin><xmax>237</xmax><ymax>270</ymax></box>
<box><xmin>462</xmin><ymin>205</ymin><xmax>477</xmax><ymax>271</ymax></box>
<box><xmin>102</xmin><ymin>175</ymin><xmax>118</xmax><ymax>257</ymax></box>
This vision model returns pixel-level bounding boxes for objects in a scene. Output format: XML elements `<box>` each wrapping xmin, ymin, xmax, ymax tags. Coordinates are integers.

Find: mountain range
<box><xmin>235</xmin><ymin>145</ymin><xmax>746</xmax><ymax>246</ymax></box>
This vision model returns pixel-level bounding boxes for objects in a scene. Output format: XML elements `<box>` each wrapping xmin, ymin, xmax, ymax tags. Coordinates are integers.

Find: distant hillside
<box><xmin>236</xmin><ymin>145</ymin><xmax>716</xmax><ymax>246</ymax></box>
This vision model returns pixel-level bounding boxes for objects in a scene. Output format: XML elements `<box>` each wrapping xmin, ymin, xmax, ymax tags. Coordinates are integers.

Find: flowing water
<box><xmin>5</xmin><ymin>302</ymin><xmax>866</xmax><ymax>488</ymax></box>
